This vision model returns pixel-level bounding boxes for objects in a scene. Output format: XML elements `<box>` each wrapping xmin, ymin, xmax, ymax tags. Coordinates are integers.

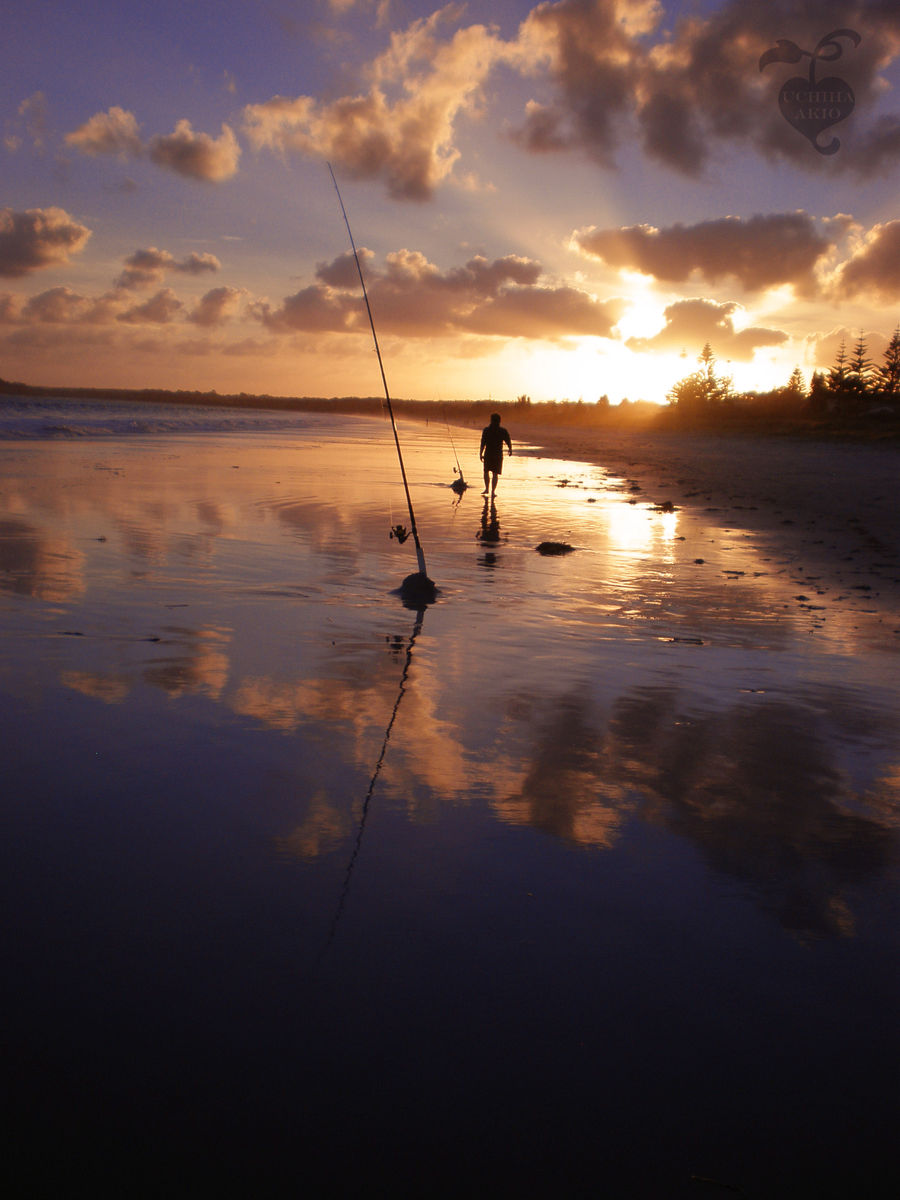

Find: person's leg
<box><xmin>482</xmin><ymin>463</ymin><xmax>490</xmax><ymax>493</ymax></box>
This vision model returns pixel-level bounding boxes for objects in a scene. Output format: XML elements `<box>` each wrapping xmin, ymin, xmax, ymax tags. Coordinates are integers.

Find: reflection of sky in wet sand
<box><xmin>2</xmin><ymin>421</ymin><xmax>897</xmax><ymax>942</ymax></box>
<box><xmin>2</xmin><ymin>414</ymin><xmax>898</xmax><ymax>1194</ymax></box>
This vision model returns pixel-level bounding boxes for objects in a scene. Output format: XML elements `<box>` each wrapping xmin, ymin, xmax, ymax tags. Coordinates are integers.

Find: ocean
<box><xmin>2</xmin><ymin>395</ymin><xmax>897</xmax><ymax>1196</ymax></box>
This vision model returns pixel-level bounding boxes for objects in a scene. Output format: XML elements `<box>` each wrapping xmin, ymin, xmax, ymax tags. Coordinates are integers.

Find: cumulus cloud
<box><xmin>65</xmin><ymin>106</ymin><xmax>143</xmax><ymax>157</ymax></box>
<box><xmin>21</xmin><ymin>286</ymin><xmax>93</xmax><ymax>323</ymax></box>
<box><xmin>1</xmin><ymin>286</ymin><xmax>122</xmax><ymax>326</ymax></box>
<box><xmin>0</xmin><ymin>207</ymin><xmax>92</xmax><ymax>278</ymax></box>
<box><xmin>258</xmin><ymin>247</ymin><xmax>620</xmax><ymax>340</ymax></box>
<box><xmin>116</xmin><ymin>247</ymin><xmax>221</xmax><ymax>290</ymax></box>
<box><xmin>235</xmin><ymin>1</ymin><xmax>900</xmax><ymax>201</ymax></box>
<box><xmin>627</xmin><ymin>297</ymin><xmax>787</xmax><ymax>360</ymax></box>
<box><xmin>66</xmin><ymin>108</ymin><xmax>240</xmax><ymax>181</ymax></box>
<box><xmin>0</xmin><ymin>293</ymin><xmax>22</xmax><ymax>321</ymax></box>
<box><xmin>831</xmin><ymin>220</ymin><xmax>900</xmax><ymax>299</ymax></box>
<box><xmin>148</xmin><ymin>120</ymin><xmax>241</xmax><ymax>181</ymax></box>
<box><xmin>189</xmin><ymin>286</ymin><xmax>247</xmax><ymax>326</ymax></box>
<box><xmin>573</xmin><ymin>212</ymin><xmax>843</xmax><ymax>293</ymax></box>
<box><xmin>116</xmin><ymin>288</ymin><xmax>184</xmax><ymax>324</ymax></box>
<box><xmin>243</xmin><ymin>7</ymin><xmax>509</xmax><ymax>199</ymax></box>
<box><xmin>515</xmin><ymin>0</ymin><xmax>900</xmax><ymax>176</ymax></box>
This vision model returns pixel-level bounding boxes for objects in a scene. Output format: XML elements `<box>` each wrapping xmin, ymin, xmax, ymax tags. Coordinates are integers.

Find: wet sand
<box><xmin>2</xmin><ymin>410</ymin><xmax>898</xmax><ymax>1197</ymax></box>
<box><xmin>498</xmin><ymin>422</ymin><xmax>900</xmax><ymax>634</ymax></box>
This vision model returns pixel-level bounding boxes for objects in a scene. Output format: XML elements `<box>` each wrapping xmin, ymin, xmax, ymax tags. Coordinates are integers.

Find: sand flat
<box><xmin>2</xmin><ymin>407</ymin><xmax>898</xmax><ymax>1197</ymax></box>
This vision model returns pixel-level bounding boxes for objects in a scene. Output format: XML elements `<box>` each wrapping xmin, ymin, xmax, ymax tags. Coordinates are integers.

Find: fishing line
<box><xmin>439</xmin><ymin>398</ymin><xmax>467</xmax><ymax>493</ymax></box>
<box><xmin>328</xmin><ymin>163</ymin><xmax>433</xmax><ymax>591</ymax></box>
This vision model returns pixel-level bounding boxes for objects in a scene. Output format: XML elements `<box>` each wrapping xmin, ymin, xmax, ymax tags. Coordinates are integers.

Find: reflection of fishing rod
<box><xmin>313</xmin><ymin>606</ymin><xmax>426</xmax><ymax>967</ymax></box>
<box><xmin>328</xmin><ymin>163</ymin><xmax>436</xmax><ymax>605</ymax></box>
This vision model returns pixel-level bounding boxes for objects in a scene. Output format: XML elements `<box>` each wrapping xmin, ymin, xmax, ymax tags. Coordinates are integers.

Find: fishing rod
<box><xmin>328</xmin><ymin>163</ymin><xmax>435</xmax><ymax>602</ymax></box>
<box><xmin>441</xmin><ymin>401</ymin><xmax>468</xmax><ymax>494</ymax></box>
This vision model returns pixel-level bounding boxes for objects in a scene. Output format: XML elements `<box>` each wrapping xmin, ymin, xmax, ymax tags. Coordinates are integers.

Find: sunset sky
<box><xmin>4</xmin><ymin>0</ymin><xmax>900</xmax><ymax>404</ymax></box>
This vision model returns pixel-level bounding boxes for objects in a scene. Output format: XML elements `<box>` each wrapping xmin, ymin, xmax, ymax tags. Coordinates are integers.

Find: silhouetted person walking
<box><xmin>479</xmin><ymin>412</ymin><xmax>512</xmax><ymax>496</ymax></box>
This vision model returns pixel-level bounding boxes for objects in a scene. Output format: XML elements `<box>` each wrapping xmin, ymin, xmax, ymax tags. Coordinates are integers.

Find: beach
<box><xmin>2</xmin><ymin>398</ymin><xmax>898</xmax><ymax>1198</ymax></box>
<box><xmin>490</xmin><ymin>418</ymin><xmax>900</xmax><ymax>621</ymax></box>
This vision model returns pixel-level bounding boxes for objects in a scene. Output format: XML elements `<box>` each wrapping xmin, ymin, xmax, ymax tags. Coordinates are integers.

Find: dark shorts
<box><xmin>483</xmin><ymin>450</ymin><xmax>504</xmax><ymax>473</ymax></box>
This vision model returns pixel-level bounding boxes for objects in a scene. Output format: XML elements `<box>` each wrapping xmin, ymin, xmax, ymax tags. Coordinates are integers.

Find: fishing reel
<box><xmin>390</xmin><ymin>523</ymin><xmax>410</xmax><ymax>544</ymax></box>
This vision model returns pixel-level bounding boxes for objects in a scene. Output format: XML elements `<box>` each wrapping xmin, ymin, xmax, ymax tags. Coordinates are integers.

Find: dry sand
<box><xmin>511</xmin><ymin>423</ymin><xmax>900</xmax><ymax>633</ymax></box>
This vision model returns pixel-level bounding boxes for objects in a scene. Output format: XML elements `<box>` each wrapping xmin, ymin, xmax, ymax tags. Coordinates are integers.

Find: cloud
<box><xmin>66</xmin><ymin>108</ymin><xmax>240</xmax><ymax>181</ymax></box>
<box><xmin>116</xmin><ymin>247</ymin><xmax>221</xmax><ymax>290</ymax></box>
<box><xmin>573</xmin><ymin>212</ymin><xmax>842</xmax><ymax>293</ymax></box>
<box><xmin>831</xmin><ymin>220</ymin><xmax>900</xmax><ymax>299</ymax></box>
<box><xmin>0</xmin><ymin>207</ymin><xmax>92</xmax><ymax>278</ymax></box>
<box><xmin>258</xmin><ymin>247</ymin><xmax>620</xmax><ymax>340</ymax></box>
<box><xmin>1</xmin><ymin>286</ymin><xmax>122</xmax><ymax>325</ymax></box>
<box><xmin>65</xmin><ymin>106</ymin><xmax>143</xmax><ymax>157</ymax></box>
<box><xmin>116</xmin><ymin>288</ymin><xmax>184</xmax><ymax>324</ymax></box>
<box><xmin>512</xmin><ymin>0</ymin><xmax>649</xmax><ymax>166</ymax></box>
<box><xmin>18</xmin><ymin>92</ymin><xmax>49</xmax><ymax>151</ymax></box>
<box><xmin>236</xmin><ymin>1</ymin><xmax>900</xmax><ymax>200</ymax></box>
<box><xmin>243</xmin><ymin>7</ymin><xmax>509</xmax><ymax>199</ymax></box>
<box><xmin>189</xmin><ymin>286</ymin><xmax>247</xmax><ymax>326</ymax></box>
<box><xmin>513</xmin><ymin>1</ymin><xmax>900</xmax><ymax>176</ymax></box>
<box><xmin>148</xmin><ymin>120</ymin><xmax>241</xmax><ymax>182</ymax></box>
<box><xmin>627</xmin><ymin>297</ymin><xmax>787</xmax><ymax>360</ymax></box>
<box><xmin>20</xmin><ymin>286</ymin><xmax>93</xmax><ymax>323</ymax></box>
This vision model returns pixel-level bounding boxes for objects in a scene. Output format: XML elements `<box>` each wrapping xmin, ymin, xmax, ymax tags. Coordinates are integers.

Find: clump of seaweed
<box><xmin>536</xmin><ymin>541</ymin><xmax>575</xmax><ymax>556</ymax></box>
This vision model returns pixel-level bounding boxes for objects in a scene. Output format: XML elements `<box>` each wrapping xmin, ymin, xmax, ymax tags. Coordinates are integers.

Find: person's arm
<box><xmin>505</xmin><ymin>431</ymin><xmax>512</xmax><ymax>454</ymax></box>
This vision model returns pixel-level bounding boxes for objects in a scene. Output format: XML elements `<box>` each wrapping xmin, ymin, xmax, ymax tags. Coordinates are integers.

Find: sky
<box><xmin>3</xmin><ymin>0</ymin><xmax>900</xmax><ymax>405</ymax></box>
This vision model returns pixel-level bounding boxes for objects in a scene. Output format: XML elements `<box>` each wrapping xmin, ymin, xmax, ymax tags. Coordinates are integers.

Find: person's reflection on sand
<box><xmin>476</xmin><ymin>498</ymin><xmax>502</xmax><ymax>567</ymax></box>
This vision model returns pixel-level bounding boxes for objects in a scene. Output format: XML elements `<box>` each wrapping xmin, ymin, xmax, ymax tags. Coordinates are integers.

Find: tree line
<box><xmin>667</xmin><ymin>327</ymin><xmax>900</xmax><ymax>416</ymax></box>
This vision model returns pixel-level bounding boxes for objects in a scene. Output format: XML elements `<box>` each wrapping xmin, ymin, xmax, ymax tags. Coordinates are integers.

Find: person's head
<box><xmin>490</xmin><ymin>412</ymin><xmax>501</xmax><ymax>425</ymax></box>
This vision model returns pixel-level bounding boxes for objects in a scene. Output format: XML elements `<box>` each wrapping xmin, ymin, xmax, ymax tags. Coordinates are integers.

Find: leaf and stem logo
<box><xmin>760</xmin><ymin>28</ymin><xmax>860</xmax><ymax>155</ymax></box>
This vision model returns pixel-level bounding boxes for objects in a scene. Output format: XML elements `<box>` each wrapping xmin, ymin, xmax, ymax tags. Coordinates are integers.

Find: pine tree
<box><xmin>846</xmin><ymin>332</ymin><xmax>873</xmax><ymax>397</ymax></box>
<box><xmin>808</xmin><ymin>371</ymin><xmax>829</xmax><ymax>413</ymax></box>
<box><xmin>876</xmin><ymin>325</ymin><xmax>900</xmax><ymax>396</ymax></box>
<box><xmin>827</xmin><ymin>338</ymin><xmax>849</xmax><ymax>393</ymax></box>
<box><xmin>786</xmin><ymin>366</ymin><xmax>806</xmax><ymax>397</ymax></box>
<box><xmin>667</xmin><ymin>344</ymin><xmax>732</xmax><ymax>410</ymax></box>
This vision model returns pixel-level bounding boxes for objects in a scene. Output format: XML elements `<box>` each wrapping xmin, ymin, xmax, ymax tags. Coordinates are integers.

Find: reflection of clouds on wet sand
<box><xmin>235</xmin><ymin>627</ymin><xmax>897</xmax><ymax>940</ymax></box>
<box><xmin>274</xmin><ymin>790</ymin><xmax>352</xmax><ymax>861</ymax></box>
<box><xmin>143</xmin><ymin>627</ymin><xmax>230</xmax><ymax>698</ymax></box>
<box><xmin>492</xmin><ymin>691</ymin><xmax>634</xmax><ymax>847</ymax></box>
<box><xmin>605</xmin><ymin>686</ymin><xmax>897</xmax><ymax>939</ymax></box>
<box><xmin>0</xmin><ymin>518</ymin><xmax>85</xmax><ymax>602</ymax></box>
<box><xmin>61</xmin><ymin>670</ymin><xmax>131</xmax><ymax>704</ymax></box>
<box><xmin>58</xmin><ymin>626</ymin><xmax>231</xmax><ymax>703</ymax></box>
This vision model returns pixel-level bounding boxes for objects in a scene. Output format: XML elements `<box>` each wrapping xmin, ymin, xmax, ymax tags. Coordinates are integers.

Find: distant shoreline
<box><xmin>3</xmin><ymin>373</ymin><xmax>899</xmax><ymax>447</ymax></box>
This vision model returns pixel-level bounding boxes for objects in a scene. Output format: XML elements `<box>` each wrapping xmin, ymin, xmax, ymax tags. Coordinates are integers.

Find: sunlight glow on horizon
<box><xmin>2</xmin><ymin>2</ymin><xmax>898</xmax><ymax>402</ymax></box>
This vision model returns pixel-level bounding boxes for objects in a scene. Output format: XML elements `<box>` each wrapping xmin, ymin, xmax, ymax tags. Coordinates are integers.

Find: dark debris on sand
<box><xmin>536</xmin><ymin>541</ymin><xmax>575</xmax><ymax>556</ymax></box>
